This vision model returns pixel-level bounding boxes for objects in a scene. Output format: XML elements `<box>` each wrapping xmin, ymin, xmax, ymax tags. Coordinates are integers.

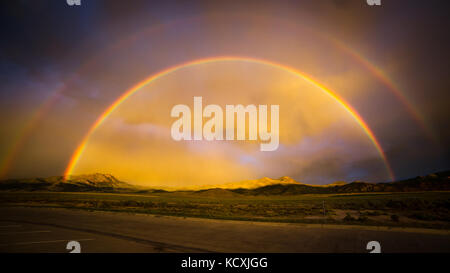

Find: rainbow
<box><xmin>0</xmin><ymin>93</ymin><xmax>62</xmax><ymax>178</ymax></box>
<box><xmin>0</xmin><ymin>21</ymin><xmax>174</xmax><ymax>179</ymax></box>
<box><xmin>0</xmin><ymin>15</ymin><xmax>427</xmax><ymax>179</ymax></box>
<box><xmin>63</xmin><ymin>56</ymin><xmax>395</xmax><ymax>181</ymax></box>
<box><xmin>329</xmin><ymin>38</ymin><xmax>436</xmax><ymax>142</ymax></box>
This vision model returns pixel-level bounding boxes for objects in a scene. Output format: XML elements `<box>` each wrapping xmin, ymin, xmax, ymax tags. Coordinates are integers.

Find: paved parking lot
<box><xmin>1</xmin><ymin>207</ymin><xmax>449</xmax><ymax>253</ymax></box>
<box><xmin>0</xmin><ymin>220</ymin><xmax>168</xmax><ymax>253</ymax></box>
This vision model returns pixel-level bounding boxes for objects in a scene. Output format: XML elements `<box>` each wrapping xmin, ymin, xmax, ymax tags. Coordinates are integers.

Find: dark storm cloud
<box><xmin>0</xmin><ymin>0</ymin><xmax>448</xmax><ymax>181</ymax></box>
<box><xmin>0</xmin><ymin>1</ymin><xmax>93</xmax><ymax>69</ymax></box>
<box><xmin>386</xmin><ymin>135</ymin><xmax>450</xmax><ymax>180</ymax></box>
<box><xmin>363</xmin><ymin>0</ymin><xmax>450</xmax><ymax>177</ymax></box>
<box><xmin>286</xmin><ymin>154</ymin><xmax>385</xmax><ymax>184</ymax></box>
<box><xmin>292</xmin><ymin>156</ymin><xmax>349</xmax><ymax>184</ymax></box>
<box><xmin>0</xmin><ymin>0</ymin><xmax>199</xmax><ymax>100</ymax></box>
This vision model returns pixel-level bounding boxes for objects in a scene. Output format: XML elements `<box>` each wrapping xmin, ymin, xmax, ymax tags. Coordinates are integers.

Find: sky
<box><xmin>0</xmin><ymin>0</ymin><xmax>449</xmax><ymax>186</ymax></box>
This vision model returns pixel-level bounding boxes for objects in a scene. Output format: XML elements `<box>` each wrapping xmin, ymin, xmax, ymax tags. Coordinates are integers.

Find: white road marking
<box><xmin>0</xmin><ymin>238</ymin><xmax>94</xmax><ymax>246</ymax></box>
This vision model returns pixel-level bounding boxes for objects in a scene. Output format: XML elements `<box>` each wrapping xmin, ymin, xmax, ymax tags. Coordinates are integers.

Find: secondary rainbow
<box><xmin>64</xmin><ymin>56</ymin><xmax>395</xmax><ymax>181</ymax></box>
<box><xmin>2</xmin><ymin>16</ymin><xmax>428</xmax><ymax>179</ymax></box>
<box><xmin>329</xmin><ymin>38</ymin><xmax>436</xmax><ymax>142</ymax></box>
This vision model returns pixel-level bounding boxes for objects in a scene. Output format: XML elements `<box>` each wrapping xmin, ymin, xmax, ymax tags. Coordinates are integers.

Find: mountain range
<box><xmin>0</xmin><ymin>171</ymin><xmax>449</xmax><ymax>195</ymax></box>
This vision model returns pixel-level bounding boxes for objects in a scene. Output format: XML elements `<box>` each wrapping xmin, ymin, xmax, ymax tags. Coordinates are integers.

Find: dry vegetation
<box><xmin>1</xmin><ymin>191</ymin><xmax>449</xmax><ymax>229</ymax></box>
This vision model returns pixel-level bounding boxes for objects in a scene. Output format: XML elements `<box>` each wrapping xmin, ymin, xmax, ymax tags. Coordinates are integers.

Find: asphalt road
<box><xmin>0</xmin><ymin>207</ymin><xmax>449</xmax><ymax>253</ymax></box>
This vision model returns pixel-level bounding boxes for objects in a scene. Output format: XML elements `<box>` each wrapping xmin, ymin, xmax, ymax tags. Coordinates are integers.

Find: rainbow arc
<box><xmin>63</xmin><ymin>56</ymin><xmax>395</xmax><ymax>181</ymax></box>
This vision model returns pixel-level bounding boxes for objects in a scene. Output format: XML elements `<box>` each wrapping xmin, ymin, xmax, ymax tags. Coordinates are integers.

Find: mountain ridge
<box><xmin>0</xmin><ymin>171</ymin><xmax>449</xmax><ymax>195</ymax></box>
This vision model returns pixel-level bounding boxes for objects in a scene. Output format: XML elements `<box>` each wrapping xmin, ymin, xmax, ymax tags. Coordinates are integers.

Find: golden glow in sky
<box><xmin>70</xmin><ymin>61</ymin><xmax>389</xmax><ymax>187</ymax></box>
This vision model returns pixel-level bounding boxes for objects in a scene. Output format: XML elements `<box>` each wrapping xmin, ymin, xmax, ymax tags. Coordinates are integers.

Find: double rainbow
<box><xmin>0</xmin><ymin>15</ymin><xmax>429</xmax><ymax>180</ymax></box>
